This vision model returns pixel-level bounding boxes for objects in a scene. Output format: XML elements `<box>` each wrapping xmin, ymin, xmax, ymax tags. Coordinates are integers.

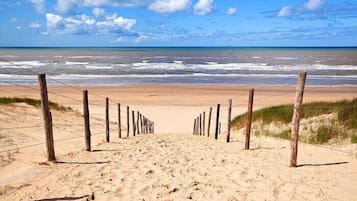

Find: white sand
<box><xmin>0</xmin><ymin>85</ymin><xmax>356</xmax><ymax>200</ymax></box>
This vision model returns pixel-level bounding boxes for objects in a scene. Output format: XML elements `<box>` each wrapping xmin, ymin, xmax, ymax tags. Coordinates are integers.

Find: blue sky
<box><xmin>0</xmin><ymin>0</ymin><xmax>356</xmax><ymax>47</ymax></box>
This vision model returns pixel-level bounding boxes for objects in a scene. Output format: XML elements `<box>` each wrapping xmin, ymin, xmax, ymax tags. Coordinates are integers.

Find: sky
<box><xmin>0</xmin><ymin>0</ymin><xmax>356</xmax><ymax>47</ymax></box>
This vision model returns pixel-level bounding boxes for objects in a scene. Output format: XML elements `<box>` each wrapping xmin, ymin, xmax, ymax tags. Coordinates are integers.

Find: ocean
<box><xmin>0</xmin><ymin>47</ymin><xmax>356</xmax><ymax>86</ymax></box>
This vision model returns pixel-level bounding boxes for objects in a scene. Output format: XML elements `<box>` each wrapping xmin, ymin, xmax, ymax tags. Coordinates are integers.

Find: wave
<box><xmin>86</xmin><ymin>65</ymin><xmax>113</xmax><ymax>69</ymax></box>
<box><xmin>65</xmin><ymin>61</ymin><xmax>90</xmax><ymax>65</ymax></box>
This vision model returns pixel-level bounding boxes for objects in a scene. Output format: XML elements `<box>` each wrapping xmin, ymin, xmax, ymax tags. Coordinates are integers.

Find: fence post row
<box><xmin>215</xmin><ymin>104</ymin><xmax>220</xmax><ymax>140</ymax></box>
<box><xmin>83</xmin><ymin>90</ymin><xmax>91</xmax><ymax>151</ymax></box>
<box><xmin>245</xmin><ymin>89</ymin><xmax>254</xmax><ymax>150</ymax></box>
<box><xmin>290</xmin><ymin>71</ymin><xmax>307</xmax><ymax>168</ymax></box>
<box><xmin>38</xmin><ymin>74</ymin><xmax>56</xmax><ymax>161</ymax></box>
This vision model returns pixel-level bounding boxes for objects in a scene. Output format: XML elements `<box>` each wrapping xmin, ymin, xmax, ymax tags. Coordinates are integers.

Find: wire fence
<box><xmin>0</xmin><ymin>59</ymin><xmax>155</xmax><ymax>157</ymax></box>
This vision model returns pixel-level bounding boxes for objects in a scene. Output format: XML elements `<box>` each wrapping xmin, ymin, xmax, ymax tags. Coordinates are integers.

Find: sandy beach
<box><xmin>0</xmin><ymin>84</ymin><xmax>357</xmax><ymax>200</ymax></box>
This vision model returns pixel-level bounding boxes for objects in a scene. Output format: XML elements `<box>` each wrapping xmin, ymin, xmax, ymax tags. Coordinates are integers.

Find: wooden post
<box><xmin>126</xmin><ymin>106</ymin><xmax>130</xmax><ymax>137</ymax></box>
<box><xmin>118</xmin><ymin>103</ymin><xmax>121</xmax><ymax>138</ymax></box>
<box><xmin>207</xmin><ymin>107</ymin><xmax>212</xmax><ymax>137</ymax></box>
<box><xmin>215</xmin><ymin>104</ymin><xmax>220</xmax><ymax>140</ymax></box>
<box><xmin>136</xmin><ymin>111</ymin><xmax>140</xmax><ymax>134</ymax></box>
<box><xmin>105</xmin><ymin>97</ymin><xmax>110</xmax><ymax>143</ymax></box>
<box><xmin>203</xmin><ymin>111</ymin><xmax>206</xmax><ymax>136</ymax></box>
<box><xmin>199</xmin><ymin>113</ymin><xmax>202</xmax><ymax>136</ymax></box>
<box><xmin>245</xmin><ymin>89</ymin><xmax>254</xmax><ymax>150</ymax></box>
<box><xmin>143</xmin><ymin>116</ymin><xmax>147</xmax><ymax>134</ymax></box>
<box><xmin>290</xmin><ymin>72</ymin><xmax>307</xmax><ymax>168</ymax></box>
<box><xmin>140</xmin><ymin>114</ymin><xmax>143</xmax><ymax>134</ymax></box>
<box><xmin>38</xmin><ymin>74</ymin><xmax>55</xmax><ymax>161</ymax></box>
<box><xmin>227</xmin><ymin>99</ymin><xmax>232</xmax><ymax>143</ymax></box>
<box><xmin>83</xmin><ymin>90</ymin><xmax>91</xmax><ymax>151</ymax></box>
<box><xmin>193</xmin><ymin>119</ymin><xmax>196</xmax><ymax>135</ymax></box>
<box><xmin>132</xmin><ymin>110</ymin><xmax>136</xmax><ymax>136</ymax></box>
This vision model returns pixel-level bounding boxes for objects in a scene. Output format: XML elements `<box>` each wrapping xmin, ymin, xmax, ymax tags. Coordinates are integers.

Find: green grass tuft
<box><xmin>274</xmin><ymin>130</ymin><xmax>291</xmax><ymax>140</ymax></box>
<box><xmin>309</xmin><ymin>125</ymin><xmax>337</xmax><ymax>144</ymax></box>
<box><xmin>351</xmin><ymin>135</ymin><xmax>357</xmax><ymax>144</ymax></box>
<box><xmin>0</xmin><ymin>97</ymin><xmax>71</xmax><ymax>111</ymax></box>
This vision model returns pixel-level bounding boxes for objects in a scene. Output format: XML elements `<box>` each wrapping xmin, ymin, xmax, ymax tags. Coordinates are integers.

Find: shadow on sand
<box><xmin>298</xmin><ymin>161</ymin><xmax>348</xmax><ymax>167</ymax></box>
<box><xmin>55</xmin><ymin>161</ymin><xmax>110</xmax><ymax>165</ymax></box>
<box><xmin>33</xmin><ymin>195</ymin><xmax>89</xmax><ymax>201</ymax></box>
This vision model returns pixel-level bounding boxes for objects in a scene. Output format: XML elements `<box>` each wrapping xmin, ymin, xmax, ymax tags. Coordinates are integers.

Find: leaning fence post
<box><xmin>215</xmin><ymin>104</ymin><xmax>220</xmax><ymax>140</ymax></box>
<box><xmin>83</xmin><ymin>90</ymin><xmax>91</xmax><ymax>151</ymax></box>
<box><xmin>105</xmin><ymin>97</ymin><xmax>110</xmax><ymax>142</ymax></box>
<box><xmin>290</xmin><ymin>71</ymin><xmax>307</xmax><ymax>168</ymax></box>
<box><xmin>207</xmin><ymin>107</ymin><xmax>212</xmax><ymax>137</ymax></box>
<box><xmin>227</xmin><ymin>99</ymin><xmax>232</xmax><ymax>143</ymax></box>
<box><xmin>118</xmin><ymin>103</ymin><xmax>121</xmax><ymax>138</ymax></box>
<box><xmin>132</xmin><ymin>110</ymin><xmax>136</xmax><ymax>136</ymax></box>
<box><xmin>245</xmin><ymin>89</ymin><xmax>254</xmax><ymax>150</ymax></box>
<box><xmin>38</xmin><ymin>74</ymin><xmax>55</xmax><ymax>161</ymax></box>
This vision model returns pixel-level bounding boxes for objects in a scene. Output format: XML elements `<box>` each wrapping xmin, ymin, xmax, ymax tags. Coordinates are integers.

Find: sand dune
<box><xmin>0</xmin><ymin>85</ymin><xmax>356</xmax><ymax>200</ymax></box>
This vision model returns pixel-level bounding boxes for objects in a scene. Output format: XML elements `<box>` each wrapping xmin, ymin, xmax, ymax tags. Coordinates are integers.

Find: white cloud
<box><xmin>56</xmin><ymin>0</ymin><xmax>78</xmax><ymax>14</ymax></box>
<box><xmin>45</xmin><ymin>12</ymin><xmax>137</xmax><ymax>34</ymax></box>
<box><xmin>226</xmin><ymin>7</ymin><xmax>237</xmax><ymax>15</ymax></box>
<box><xmin>29</xmin><ymin>0</ymin><xmax>45</xmax><ymax>13</ymax></box>
<box><xmin>16</xmin><ymin>26</ymin><xmax>21</xmax><ymax>30</ymax></box>
<box><xmin>194</xmin><ymin>0</ymin><xmax>214</xmax><ymax>15</ymax></box>
<box><xmin>92</xmin><ymin>7</ymin><xmax>105</xmax><ymax>17</ymax></box>
<box><xmin>46</xmin><ymin>13</ymin><xmax>63</xmax><ymax>29</ymax></box>
<box><xmin>278</xmin><ymin>0</ymin><xmax>325</xmax><ymax>17</ymax></box>
<box><xmin>55</xmin><ymin>0</ymin><xmax>150</xmax><ymax>13</ymax></box>
<box><xmin>148</xmin><ymin>0</ymin><xmax>190</xmax><ymax>14</ymax></box>
<box><xmin>29</xmin><ymin>22</ymin><xmax>41</xmax><ymax>28</ymax></box>
<box><xmin>304</xmin><ymin>0</ymin><xmax>325</xmax><ymax>11</ymax></box>
<box><xmin>278</xmin><ymin>6</ymin><xmax>293</xmax><ymax>17</ymax></box>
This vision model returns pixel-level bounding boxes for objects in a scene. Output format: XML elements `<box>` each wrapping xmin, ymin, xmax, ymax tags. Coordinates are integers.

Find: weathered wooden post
<box><xmin>126</xmin><ymin>106</ymin><xmax>130</xmax><ymax>137</ymax></box>
<box><xmin>290</xmin><ymin>72</ymin><xmax>307</xmax><ymax>168</ymax></box>
<box><xmin>105</xmin><ymin>97</ymin><xmax>110</xmax><ymax>142</ymax></box>
<box><xmin>140</xmin><ymin>113</ymin><xmax>143</xmax><ymax>134</ymax></box>
<box><xmin>203</xmin><ymin>111</ymin><xmax>206</xmax><ymax>136</ymax></box>
<box><xmin>83</xmin><ymin>90</ymin><xmax>91</xmax><ymax>151</ymax></box>
<box><xmin>118</xmin><ymin>103</ymin><xmax>121</xmax><ymax>138</ymax></box>
<box><xmin>215</xmin><ymin>104</ymin><xmax>220</xmax><ymax>140</ymax></box>
<box><xmin>207</xmin><ymin>107</ymin><xmax>212</xmax><ymax>137</ymax></box>
<box><xmin>132</xmin><ymin>110</ymin><xmax>136</xmax><ymax>136</ymax></box>
<box><xmin>245</xmin><ymin>89</ymin><xmax>254</xmax><ymax>150</ymax></box>
<box><xmin>136</xmin><ymin>111</ymin><xmax>140</xmax><ymax>134</ymax></box>
<box><xmin>199</xmin><ymin>113</ymin><xmax>202</xmax><ymax>136</ymax></box>
<box><xmin>38</xmin><ymin>74</ymin><xmax>55</xmax><ymax>161</ymax></box>
<box><xmin>193</xmin><ymin>119</ymin><xmax>196</xmax><ymax>135</ymax></box>
<box><xmin>227</xmin><ymin>99</ymin><xmax>232</xmax><ymax>143</ymax></box>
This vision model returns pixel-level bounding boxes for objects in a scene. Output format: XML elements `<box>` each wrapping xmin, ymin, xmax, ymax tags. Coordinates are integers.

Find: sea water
<box><xmin>0</xmin><ymin>47</ymin><xmax>356</xmax><ymax>86</ymax></box>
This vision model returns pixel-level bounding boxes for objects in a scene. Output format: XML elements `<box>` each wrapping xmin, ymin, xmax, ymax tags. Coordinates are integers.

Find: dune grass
<box><xmin>232</xmin><ymin>98</ymin><xmax>357</xmax><ymax>144</ymax></box>
<box><xmin>0</xmin><ymin>97</ymin><xmax>71</xmax><ymax>111</ymax></box>
<box><xmin>232</xmin><ymin>98</ymin><xmax>357</xmax><ymax>129</ymax></box>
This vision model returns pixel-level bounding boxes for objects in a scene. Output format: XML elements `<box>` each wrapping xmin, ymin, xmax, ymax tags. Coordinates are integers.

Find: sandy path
<box><xmin>1</xmin><ymin>133</ymin><xmax>356</xmax><ymax>201</ymax></box>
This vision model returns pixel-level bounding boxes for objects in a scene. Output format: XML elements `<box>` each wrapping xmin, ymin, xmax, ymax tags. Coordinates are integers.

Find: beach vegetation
<box><xmin>0</xmin><ymin>97</ymin><xmax>72</xmax><ymax>111</ymax></box>
<box><xmin>232</xmin><ymin>98</ymin><xmax>357</xmax><ymax>144</ymax></box>
<box><xmin>351</xmin><ymin>135</ymin><xmax>357</xmax><ymax>143</ymax></box>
